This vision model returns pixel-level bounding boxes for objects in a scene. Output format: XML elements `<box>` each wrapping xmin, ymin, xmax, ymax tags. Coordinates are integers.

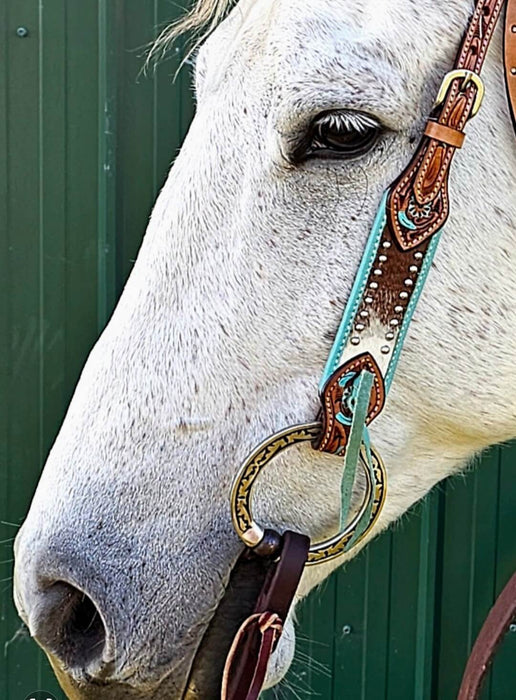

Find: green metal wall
<box><xmin>1</xmin><ymin>3</ymin><xmax>515</xmax><ymax>698</ymax></box>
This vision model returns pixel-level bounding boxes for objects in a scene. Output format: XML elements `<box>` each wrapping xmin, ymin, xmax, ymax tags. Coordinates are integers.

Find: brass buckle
<box><xmin>230</xmin><ymin>422</ymin><xmax>387</xmax><ymax>566</ymax></box>
<box><xmin>434</xmin><ymin>69</ymin><xmax>485</xmax><ymax>118</ymax></box>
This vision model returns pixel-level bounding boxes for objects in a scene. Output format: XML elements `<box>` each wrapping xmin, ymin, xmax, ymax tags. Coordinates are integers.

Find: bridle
<box><xmin>220</xmin><ymin>1</ymin><xmax>516</xmax><ymax>698</ymax></box>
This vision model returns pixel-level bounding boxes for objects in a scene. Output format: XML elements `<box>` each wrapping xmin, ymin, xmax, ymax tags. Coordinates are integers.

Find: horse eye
<box><xmin>300</xmin><ymin>111</ymin><xmax>381</xmax><ymax>160</ymax></box>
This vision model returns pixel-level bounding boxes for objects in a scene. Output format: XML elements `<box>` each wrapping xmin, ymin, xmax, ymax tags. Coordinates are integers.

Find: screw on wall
<box><xmin>509</xmin><ymin>623</ymin><xmax>516</xmax><ymax>633</ymax></box>
<box><xmin>342</xmin><ymin>624</ymin><xmax>353</xmax><ymax>636</ymax></box>
<box><xmin>16</xmin><ymin>27</ymin><xmax>29</xmax><ymax>38</ymax></box>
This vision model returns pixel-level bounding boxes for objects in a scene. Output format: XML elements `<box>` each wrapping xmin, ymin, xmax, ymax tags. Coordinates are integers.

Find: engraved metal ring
<box><xmin>230</xmin><ymin>422</ymin><xmax>387</xmax><ymax>566</ymax></box>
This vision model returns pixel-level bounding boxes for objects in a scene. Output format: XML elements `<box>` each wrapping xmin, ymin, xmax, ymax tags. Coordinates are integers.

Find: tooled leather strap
<box><xmin>505</xmin><ymin>0</ymin><xmax>516</xmax><ymax>128</ymax></box>
<box><xmin>389</xmin><ymin>0</ymin><xmax>505</xmax><ymax>251</ymax></box>
<box><xmin>315</xmin><ymin>0</ymin><xmax>507</xmax><ymax>456</ymax></box>
<box><xmin>458</xmin><ymin>570</ymin><xmax>516</xmax><ymax>699</ymax></box>
<box><xmin>222</xmin><ymin>532</ymin><xmax>310</xmax><ymax>700</ymax></box>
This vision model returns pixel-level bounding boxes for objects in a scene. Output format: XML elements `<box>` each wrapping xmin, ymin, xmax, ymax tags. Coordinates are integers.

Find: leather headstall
<box><xmin>224</xmin><ymin>2</ymin><xmax>516</xmax><ymax>699</ymax></box>
<box><xmin>315</xmin><ymin>0</ymin><xmax>509</xmax><ymax>458</ymax></box>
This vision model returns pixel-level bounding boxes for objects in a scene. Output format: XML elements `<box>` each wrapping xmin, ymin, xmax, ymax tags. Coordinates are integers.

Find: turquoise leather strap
<box><xmin>339</xmin><ymin>371</ymin><xmax>373</xmax><ymax>530</ymax></box>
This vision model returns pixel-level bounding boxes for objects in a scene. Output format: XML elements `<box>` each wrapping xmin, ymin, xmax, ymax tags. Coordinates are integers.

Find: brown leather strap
<box><xmin>221</xmin><ymin>531</ymin><xmax>310</xmax><ymax>700</ymax></box>
<box><xmin>389</xmin><ymin>0</ymin><xmax>506</xmax><ymax>250</ymax></box>
<box><xmin>221</xmin><ymin>613</ymin><xmax>282</xmax><ymax>700</ymax></box>
<box><xmin>505</xmin><ymin>0</ymin><xmax>516</xmax><ymax>128</ymax></box>
<box><xmin>458</xmin><ymin>571</ymin><xmax>516</xmax><ymax>700</ymax></box>
<box><xmin>424</xmin><ymin>121</ymin><xmax>466</xmax><ymax>148</ymax></box>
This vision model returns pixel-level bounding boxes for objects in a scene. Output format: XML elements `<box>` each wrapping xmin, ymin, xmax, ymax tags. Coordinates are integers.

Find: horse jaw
<box><xmin>13</xmin><ymin>0</ymin><xmax>516</xmax><ymax>696</ymax></box>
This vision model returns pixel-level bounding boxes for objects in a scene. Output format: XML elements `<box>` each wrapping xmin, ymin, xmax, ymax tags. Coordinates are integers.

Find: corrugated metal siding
<box><xmin>281</xmin><ymin>453</ymin><xmax>516</xmax><ymax>700</ymax></box>
<box><xmin>1</xmin><ymin>3</ymin><xmax>515</xmax><ymax>698</ymax></box>
<box><xmin>0</xmin><ymin>2</ymin><xmax>193</xmax><ymax>696</ymax></box>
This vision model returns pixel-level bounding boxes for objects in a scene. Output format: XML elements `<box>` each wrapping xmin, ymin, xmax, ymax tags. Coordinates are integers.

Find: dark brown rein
<box><xmin>222</xmin><ymin>1</ymin><xmax>516</xmax><ymax>698</ymax></box>
<box><xmin>458</xmin><ymin>571</ymin><xmax>516</xmax><ymax>699</ymax></box>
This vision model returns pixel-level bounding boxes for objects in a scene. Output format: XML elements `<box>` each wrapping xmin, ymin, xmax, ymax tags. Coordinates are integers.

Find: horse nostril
<box><xmin>61</xmin><ymin>585</ymin><xmax>106</xmax><ymax>667</ymax></box>
<box><xmin>32</xmin><ymin>581</ymin><xmax>109</xmax><ymax>673</ymax></box>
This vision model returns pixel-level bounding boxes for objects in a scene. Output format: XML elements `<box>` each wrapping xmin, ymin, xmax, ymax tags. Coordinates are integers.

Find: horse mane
<box><xmin>148</xmin><ymin>0</ymin><xmax>235</xmax><ymax>64</ymax></box>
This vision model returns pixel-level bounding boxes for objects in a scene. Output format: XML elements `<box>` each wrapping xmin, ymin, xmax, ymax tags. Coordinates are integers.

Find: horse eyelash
<box><xmin>288</xmin><ymin>110</ymin><xmax>380</xmax><ymax>163</ymax></box>
<box><xmin>314</xmin><ymin>111</ymin><xmax>380</xmax><ymax>136</ymax></box>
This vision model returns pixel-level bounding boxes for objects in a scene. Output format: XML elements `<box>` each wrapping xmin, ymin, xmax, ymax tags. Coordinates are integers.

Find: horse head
<box><xmin>13</xmin><ymin>0</ymin><xmax>516</xmax><ymax>697</ymax></box>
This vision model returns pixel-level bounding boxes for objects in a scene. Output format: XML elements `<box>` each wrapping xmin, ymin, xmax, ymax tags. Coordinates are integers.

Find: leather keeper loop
<box><xmin>424</xmin><ymin>120</ymin><xmax>466</xmax><ymax>148</ymax></box>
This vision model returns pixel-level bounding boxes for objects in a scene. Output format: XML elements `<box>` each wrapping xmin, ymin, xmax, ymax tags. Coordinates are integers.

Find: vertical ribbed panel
<box><xmin>274</xmin><ymin>450</ymin><xmax>516</xmax><ymax>700</ymax></box>
<box><xmin>1</xmin><ymin>3</ymin><xmax>515</xmax><ymax>698</ymax></box>
<box><xmin>0</xmin><ymin>2</ymin><xmax>192</xmax><ymax>697</ymax></box>
<box><xmin>97</xmin><ymin>0</ymin><xmax>120</xmax><ymax>329</ymax></box>
<box><xmin>1</xmin><ymin>1</ymin><xmax>56</xmax><ymax>695</ymax></box>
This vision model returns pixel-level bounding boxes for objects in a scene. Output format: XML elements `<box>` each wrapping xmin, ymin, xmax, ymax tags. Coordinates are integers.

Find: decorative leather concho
<box><xmin>313</xmin><ymin>353</ymin><xmax>385</xmax><ymax>455</ymax></box>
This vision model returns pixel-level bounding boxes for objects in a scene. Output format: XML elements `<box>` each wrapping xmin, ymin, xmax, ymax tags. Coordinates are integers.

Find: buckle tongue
<box><xmin>434</xmin><ymin>68</ymin><xmax>485</xmax><ymax>117</ymax></box>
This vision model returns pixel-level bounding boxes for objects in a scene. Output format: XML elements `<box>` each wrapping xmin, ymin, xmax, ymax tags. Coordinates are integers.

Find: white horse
<box><xmin>13</xmin><ymin>0</ymin><xmax>516</xmax><ymax>697</ymax></box>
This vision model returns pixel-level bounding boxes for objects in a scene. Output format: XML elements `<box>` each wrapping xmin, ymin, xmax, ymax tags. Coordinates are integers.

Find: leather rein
<box><xmin>222</xmin><ymin>1</ymin><xmax>516</xmax><ymax>698</ymax></box>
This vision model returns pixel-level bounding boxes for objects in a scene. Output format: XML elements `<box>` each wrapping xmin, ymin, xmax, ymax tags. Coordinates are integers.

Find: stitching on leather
<box><xmin>415</xmin><ymin>144</ymin><xmax>454</xmax><ymax>201</ymax></box>
<box><xmin>416</xmin><ymin>89</ymin><xmax>474</xmax><ymax>202</ymax></box>
<box><xmin>391</xmin><ymin>178</ymin><xmax>448</xmax><ymax>247</ymax></box>
<box><xmin>321</xmin><ymin>394</ymin><xmax>334</xmax><ymax>450</ymax></box>
<box><xmin>414</xmin><ymin>143</ymin><xmax>448</xmax><ymax>201</ymax></box>
<box><xmin>320</xmin><ymin>356</ymin><xmax>385</xmax><ymax>451</ymax></box>
<box><xmin>398</xmin><ymin>184</ymin><xmax>449</xmax><ymax>247</ymax></box>
<box><xmin>390</xmin><ymin>150</ymin><xmax>427</xmax><ymax>242</ymax></box>
<box><xmin>459</xmin><ymin>2</ymin><xmax>484</xmax><ymax>66</ymax></box>
<box><xmin>391</xmin><ymin>1</ymin><xmax>504</xmax><ymax>247</ymax></box>
<box><xmin>411</xmin><ymin>0</ymin><xmax>502</xmax><ymax>204</ymax></box>
<box><xmin>470</xmin><ymin>1</ymin><xmax>504</xmax><ymax>72</ymax></box>
<box><xmin>393</xmin><ymin>150</ymin><xmax>424</xmax><ymax>208</ymax></box>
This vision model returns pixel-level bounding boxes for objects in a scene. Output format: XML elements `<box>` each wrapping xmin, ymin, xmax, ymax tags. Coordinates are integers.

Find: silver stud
<box><xmin>390</xmin><ymin>318</ymin><xmax>399</xmax><ymax>326</ymax></box>
<box><xmin>385</xmin><ymin>331</ymin><xmax>395</xmax><ymax>340</ymax></box>
<box><xmin>512</xmin><ymin>24</ymin><xmax>516</xmax><ymax>33</ymax></box>
<box><xmin>360</xmin><ymin>310</ymin><xmax>369</xmax><ymax>318</ymax></box>
<box><xmin>404</xmin><ymin>278</ymin><xmax>414</xmax><ymax>287</ymax></box>
<box><xmin>414</xmin><ymin>251</ymin><xmax>423</xmax><ymax>260</ymax></box>
<box><xmin>409</xmin><ymin>265</ymin><xmax>418</xmax><ymax>273</ymax></box>
<box><xmin>355</xmin><ymin>323</ymin><xmax>365</xmax><ymax>331</ymax></box>
<box><xmin>365</xmin><ymin>296</ymin><xmax>373</xmax><ymax>304</ymax></box>
<box><xmin>382</xmin><ymin>241</ymin><xmax>391</xmax><ymax>249</ymax></box>
<box><xmin>370</xmin><ymin>281</ymin><xmax>379</xmax><ymax>289</ymax></box>
<box><xmin>394</xmin><ymin>305</ymin><xmax>403</xmax><ymax>313</ymax></box>
<box><xmin>373</xmin><ymin>269</ymin><xmax>382</xmax><ymax>276</ymax></box>
<box><xmin>351</xmin><ymin>336</ymin><xmax>360</xmax><ymax>345</ymax></box>
<box><xmin>381</xmin><ymin>345</ymin><xmax>390</xmax><ymax>354</ymax></box>
<box><xmin>512</xmin><ymin>67</ymin><xmax>516</xmax><ymax>76</ymax></box>
<box><xmin>379</xmin><ymin>254</ymin><xmax>387</xmax><ymax>263</ymax></box>
<box><xmin>399</xmin><ymin>291</ymin><xmax>409</xmax><ymax>299</ymax></box>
